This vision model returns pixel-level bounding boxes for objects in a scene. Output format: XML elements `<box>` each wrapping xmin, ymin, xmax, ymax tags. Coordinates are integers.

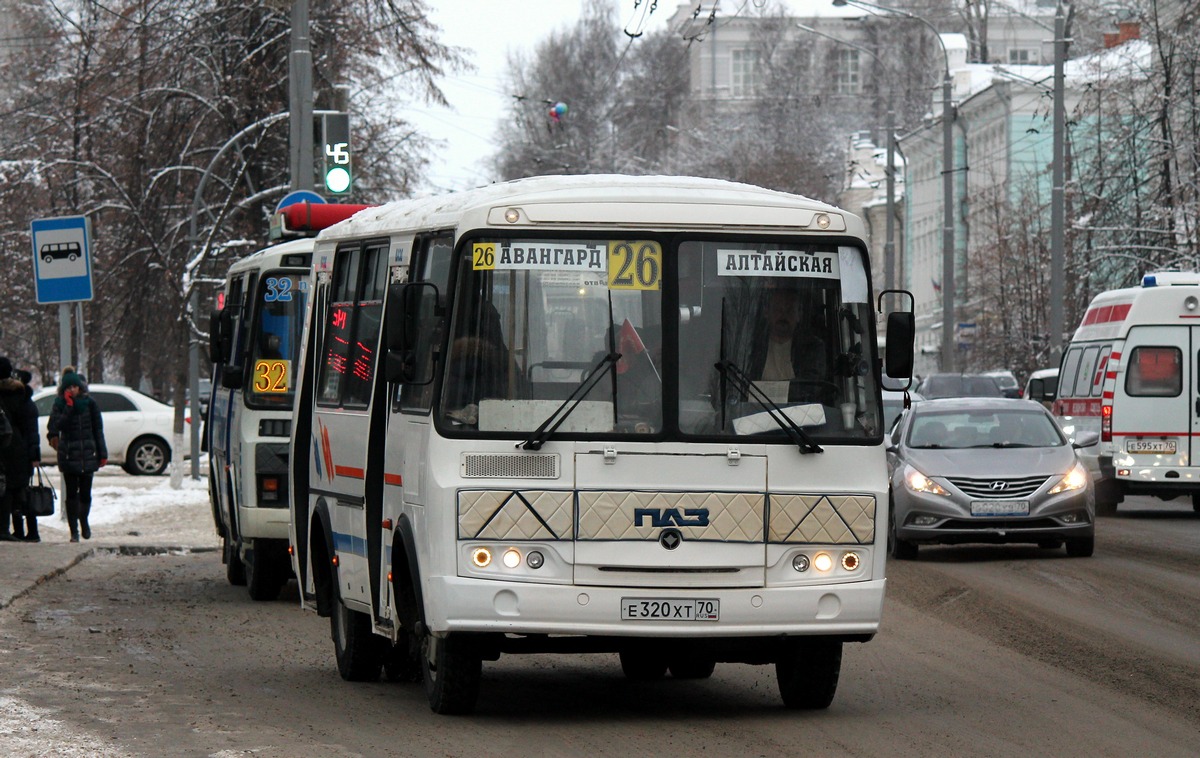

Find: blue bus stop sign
<box><xmin>275</xmin><ymin>190</ymin><xmax>326</xmax><ymax>215</ymax></box>
<box><xmin>31</xmin><ymin>215</ymin><xmax>93</xmax><ymax>304</ymax></box>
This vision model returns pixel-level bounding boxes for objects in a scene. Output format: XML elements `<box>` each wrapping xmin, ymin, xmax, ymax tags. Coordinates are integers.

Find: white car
<box><xmin>33</xmin><ymin>384</ymin><xmax>188</xmax><ymax>476</ymax></box>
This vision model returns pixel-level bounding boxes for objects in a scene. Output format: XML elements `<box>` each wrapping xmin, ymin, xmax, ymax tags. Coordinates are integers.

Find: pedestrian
<box><xmin>47</xmin><ymin>369</ymin><xmax>107</xmax><ymax>542</ymax></box>
<box><xmin>0</xmin><ymin>357</ymin><xmax>41</xmax><ymax>542</ymax></box>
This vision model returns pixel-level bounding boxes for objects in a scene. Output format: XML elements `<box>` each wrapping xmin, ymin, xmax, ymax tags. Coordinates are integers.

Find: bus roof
<box><xmin>313</xmin><ymin>174</ymin><xmax>865</xmax><ymax>244</ymax></box>
<box><xmin>225</xmin><ymin>236</ymin><xmax>315</xmax><ymax>277</ymax></box>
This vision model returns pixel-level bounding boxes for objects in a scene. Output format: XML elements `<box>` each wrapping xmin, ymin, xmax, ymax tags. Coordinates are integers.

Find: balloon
<box><xmin>554</xmin><ymin>102</ymin><xmax>568</xmax><ymax>116</ymax></box>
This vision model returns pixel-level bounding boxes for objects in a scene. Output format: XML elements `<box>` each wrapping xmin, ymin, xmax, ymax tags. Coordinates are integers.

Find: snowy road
<box><xmin>0</xmin><ymin>488</ymin><xmax>1196</xmax><ymax>755</ymax></box>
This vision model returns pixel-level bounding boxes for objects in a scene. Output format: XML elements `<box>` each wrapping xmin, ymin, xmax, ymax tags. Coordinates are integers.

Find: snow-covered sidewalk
<box><xmin>30</xmin><ymin>465</ymin><xmax>219</xmax><ymax>550</ymax></box>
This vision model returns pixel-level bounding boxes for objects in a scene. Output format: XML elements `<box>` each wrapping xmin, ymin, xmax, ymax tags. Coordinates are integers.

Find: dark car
<box><xmin>915</xmin><ymin>373</ymin><xmax>1005</xmax><ymax>399</ymax></box>
<box><xmin>886</xmin><ymin>397</ymin><xmax>1096</xmax><ymax>559</ymax></box>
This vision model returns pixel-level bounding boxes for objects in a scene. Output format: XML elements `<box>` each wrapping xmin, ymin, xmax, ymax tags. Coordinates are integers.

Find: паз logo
<box><xmin>634</xmin><ymin>508</ymin><xmax>709</xmax><ymax>528</ymax></box>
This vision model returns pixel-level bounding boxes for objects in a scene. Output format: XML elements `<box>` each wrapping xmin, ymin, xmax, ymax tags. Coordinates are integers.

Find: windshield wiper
<box><xmin>986</xmin><ymin>442</ymin><xmax>1035</xmax><ymax>448</ymax></box>
<box><xmin>713</xmin><ymin>358</ymin><xmax>823</xmax><ymax>455</ymax></box>
<box><xmin>518</xmin><ymin>352</ymin><xmax>619</xmax><ymax>451</ymax></box>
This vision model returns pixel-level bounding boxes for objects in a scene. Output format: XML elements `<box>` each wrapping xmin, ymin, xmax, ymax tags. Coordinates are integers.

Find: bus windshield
<box><xmin>436</xmin><ymin>236</ymin><xmax>881</xmax><ymax>441</ymax></box>
<box><xmin>248</xmin><ymin>270</ymin><xmax>308</xmax><ymax>407</ymax></box>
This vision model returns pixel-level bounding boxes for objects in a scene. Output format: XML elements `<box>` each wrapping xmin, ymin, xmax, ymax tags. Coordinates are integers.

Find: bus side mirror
<box><xmin>208</xmin><ymin>309</ymin><xmax>223</xmax><ymax>362</ymax></box>
<box><xmin>385</xmin><ymin>282</ymin><xmax>438</xmax><ymax>384</ymax></box>
<box><xmin>216</xmin><ymin>308</ymin><xmax>245</xmax><ymax>390</ymax></box>
<box><xmin>884</xmin><ymin>311</ymin><xmax>915</xmax><ymax>381</ymax></box>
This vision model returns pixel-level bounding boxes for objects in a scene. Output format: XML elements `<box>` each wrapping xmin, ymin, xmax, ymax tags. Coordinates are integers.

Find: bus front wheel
<box><xmin>245</xmin><ymin>543</ymin><xmax>287</xmax><ymax>601</ymax></box>
<box><xmin>776</xmin><ymin>638</ymin><xmax>842</xmax><ymax>710</ymax></box>
<box><xmin>422</xmin><ymin>633</ymin><xmax>481</xmax><ymax>715</ymax></box>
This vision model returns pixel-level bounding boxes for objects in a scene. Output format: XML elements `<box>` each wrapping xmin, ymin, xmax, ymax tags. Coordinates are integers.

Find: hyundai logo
<box><xmin>659</xmin><ymin>528</ymin><xmax>683</xmax><ymax>550</ymax></box>
<box><xmin>989</xmin><ymin>481</ymin><xmax>1009</xmax><ymax>490</ymax></box>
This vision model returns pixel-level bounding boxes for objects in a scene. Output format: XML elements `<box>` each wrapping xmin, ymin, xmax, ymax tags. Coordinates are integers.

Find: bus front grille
<box><xmin>461</xmin><ymin>453</ymin><xmax>560</xmax><ymax>479</ymax></box>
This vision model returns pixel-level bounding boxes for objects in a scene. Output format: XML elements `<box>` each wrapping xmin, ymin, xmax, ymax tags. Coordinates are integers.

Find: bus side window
<box><xmin>399</xmin><ymin>234</ymin><xmax>454</xmax><ymax>413</ymax></box>
<box><xmin>317</xmin><ymin>246</ymin><xmax>362</xmax><ymax>405</ymax></box>
<box><xmin>316</xmin><ymin>243</ymin><xmax>388</xmax><ymax>408</ymax></box>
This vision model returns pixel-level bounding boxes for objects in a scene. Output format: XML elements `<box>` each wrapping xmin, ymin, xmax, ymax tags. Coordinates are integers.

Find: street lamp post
<box><xmin>833</xmin><ymin>0</ymin><xmax>955</xmax><ymax>370</ymax></box>
<box><xmin>1049</xmin><ymin>2</ymin><xmax>1068</xmax><ymax>365</ymax></box>
<box><xmin>795</xmin><ymin>23</ymin><xmax>898</xmax><ymax>291</ymax></box>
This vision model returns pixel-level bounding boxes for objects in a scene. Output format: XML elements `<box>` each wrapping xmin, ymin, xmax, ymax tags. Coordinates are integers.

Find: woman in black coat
<box><xmin>47</xmin><ymin>370</ymin><xmax>107</xmax><ymax>542</ymax></box>
<box><xmin>0</xmin><ymin>357</ymin><xmax>41</xmax><ymax>541</ymax></box>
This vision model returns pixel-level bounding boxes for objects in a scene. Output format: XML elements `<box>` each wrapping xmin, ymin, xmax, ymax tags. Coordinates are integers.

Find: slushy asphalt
<box><xmin>1</xmin><ymin>494</ymin><xmax>220</xmax><ymax>611</ymax></box>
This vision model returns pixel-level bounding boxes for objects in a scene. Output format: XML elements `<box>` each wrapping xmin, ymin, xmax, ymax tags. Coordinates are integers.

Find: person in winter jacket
<box><xmin>47</xmin><ymin>369</ymin><xmax>107</xmax><ymax>542</ymax></box>
<box><xmin>0</xmin><ymin>357</ymin><xmax>41</xmax><ymax>541</ymax></box>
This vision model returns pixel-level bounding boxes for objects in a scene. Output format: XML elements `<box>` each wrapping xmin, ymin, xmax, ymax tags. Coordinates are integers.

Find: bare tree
<box><xmin>0</xmin><ymin>0</ymin><xmax>461</xmax><ymax>399</ymax></box>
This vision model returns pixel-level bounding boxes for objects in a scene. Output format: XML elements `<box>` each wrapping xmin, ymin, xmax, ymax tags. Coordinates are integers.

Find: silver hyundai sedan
<box><xmin>886</xmin><ymin>398</ymin><xmax>1096</xmax><ymax>559</ymax></box>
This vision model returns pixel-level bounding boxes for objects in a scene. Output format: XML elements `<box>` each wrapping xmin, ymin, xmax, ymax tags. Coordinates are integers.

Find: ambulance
<box><xmin>1043</xmin><ymin>272</ymin><xmax>1200</xmax><ymax>514</ymax></box>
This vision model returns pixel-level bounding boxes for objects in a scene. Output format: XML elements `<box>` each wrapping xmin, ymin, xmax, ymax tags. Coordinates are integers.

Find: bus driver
<box><xmin>749</xmin><ymin>288</ymin><xmax>828</xmax><ymax>402</ymax></box>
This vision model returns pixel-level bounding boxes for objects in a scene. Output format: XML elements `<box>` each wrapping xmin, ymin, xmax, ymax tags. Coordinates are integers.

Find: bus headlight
<box><xmin>502</xmin><ymin>548</ymin><xmax>522</xmax><ymax>569</ymax></box>
<box><xmin>471</xmin><ymin>547</ymin><xmax>492</xmax><ymax>568</ymax></box>
<box><xmin>813</xmin><ymin>552</ymin><xmax>834</xmax><ymax>572</ymax></box>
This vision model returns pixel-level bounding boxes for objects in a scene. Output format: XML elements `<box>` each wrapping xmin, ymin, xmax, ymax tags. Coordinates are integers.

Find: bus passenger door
<box><xmin>382</xmin><ymin>233</ymin><xmax>453</xmax><ymax>624</ymax></box>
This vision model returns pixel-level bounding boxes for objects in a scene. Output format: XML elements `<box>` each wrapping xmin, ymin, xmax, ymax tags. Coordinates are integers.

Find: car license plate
<box><xmin>621</xmin><ymin>598</ymin><xmax>719</xmax><ymax>622</ymax></box>
<box><xmin>1127</xmin><ymin>439</ymin><xmax>1176</xmax><ymax>454</ymax></box>
<box><xmin>970</xmin><ymin>500</ymin><xmax>1029</xmax><ymax>516</ymax></box>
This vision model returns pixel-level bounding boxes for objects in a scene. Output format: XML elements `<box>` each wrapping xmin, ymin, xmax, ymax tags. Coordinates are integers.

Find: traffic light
<box><xmin>322</xmin><ymin>113</ymin><xmax>351</xmax><ymax>194</ymax></box>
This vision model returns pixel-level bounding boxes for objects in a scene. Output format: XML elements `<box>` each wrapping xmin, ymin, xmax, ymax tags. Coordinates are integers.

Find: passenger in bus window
<box><xmin>443</xmin><ymin>303</ymin><xmax>515</xmax><ymax>424</ymax></box>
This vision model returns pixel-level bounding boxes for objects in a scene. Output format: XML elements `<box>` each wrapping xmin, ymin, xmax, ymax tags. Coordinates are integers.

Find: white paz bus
<box><xmin>208</xmin><ymin>202</ymin><xmax>370</xmax><ymax>600</ymax></box>
<box><xmin>287</xmin><ymin>175</ymin><xmax>915</xmax><ymax>714</ymax></box>
<box><xmin>1035</xmin><ymin>271</ymin><xmax>1200</xmax><ymax>514</ymax></box>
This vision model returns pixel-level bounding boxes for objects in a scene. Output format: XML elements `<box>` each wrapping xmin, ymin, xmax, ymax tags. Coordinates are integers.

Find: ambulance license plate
<box><xmin>970</xmin><ymin>500</ymin><xmax>1029</xmax><ymax>516</ymax></box>
<box><xmin>621</xmin><ymin>598</ymin><xmax>719</xmax><ymax>621</ymax></box>
<box><xmin>1127</xmin><ymin>440</ymin><xmax>1176</xmax><ymax>454</ymax></box>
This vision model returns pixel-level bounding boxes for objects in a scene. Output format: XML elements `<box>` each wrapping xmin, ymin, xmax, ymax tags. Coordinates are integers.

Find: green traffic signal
<box><xmin>323</xmin><ymin>113</ymin><xmax>351</xmax><ymax>194</ymax></box>
<box><xmin>325</xmin><ymin>165</ymin><xmax>351</xmax><ymax>194</ymax></box>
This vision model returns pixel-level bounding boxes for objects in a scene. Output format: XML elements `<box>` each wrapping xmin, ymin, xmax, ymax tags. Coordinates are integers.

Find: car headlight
<box><xmin>904</xmin><ymin>464</ymin><xmax>948</xmax><ymax>496</ymax></box>
<box><xmin>1049</xmin><ymin>462</ymin><xmax>1089</xmax><ymax>495</ymax></box>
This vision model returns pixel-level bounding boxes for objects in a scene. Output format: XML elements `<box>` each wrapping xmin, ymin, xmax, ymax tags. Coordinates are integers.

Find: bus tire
<box><xmin>422</xmin><ymin>633</ymin><xmax>481</xmax><ymax>714</ymax></box>
<box><xmin>224</xmin><ymin>537</ymin><xmax>246</xmax><ymax>586</ymax></box>
<box><xmin>1065</xmin><ymin>536</ymin><xmax>1095</xmax><ymax>557</ymax></box>
<box><xmin>331</xmin><ymin>600</ymin><xmax>384</xmax><ymax>682</ymax></box>
<box><xmin>776</xmin><ymin>638</ymin><xmax>841</xmax><ymax>710</ymax></box>
<box><xmin>1192</xmin><ymin>491</ymin><xmax>1200</xmax><ymax>513</ymax></box>
<box><xmin>245</xmin><ymin>546</ymin><xmax>285</xmax><ymax>602</ymax></box>
<box><xmin>668</xmin><ymin>657</ymin><xmax>716</xmax><ymax>680</ymax></box>
<box><xmin>619</xmin><ymin>648</ymin><xmax>667</xmax><ymax>681</ymax></box>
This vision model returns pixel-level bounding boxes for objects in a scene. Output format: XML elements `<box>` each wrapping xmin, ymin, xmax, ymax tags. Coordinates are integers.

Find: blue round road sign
<box><xmin>275</xmin><ymin>190</ymin><xmax>326</xmax><ymax>215</ymax></box>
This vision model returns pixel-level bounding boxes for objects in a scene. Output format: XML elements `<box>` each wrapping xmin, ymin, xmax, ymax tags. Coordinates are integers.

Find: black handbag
<box><xmin>26</xmin><ymin>466</ymin><xmax>56</xmax><ymax>517</ymax></box>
